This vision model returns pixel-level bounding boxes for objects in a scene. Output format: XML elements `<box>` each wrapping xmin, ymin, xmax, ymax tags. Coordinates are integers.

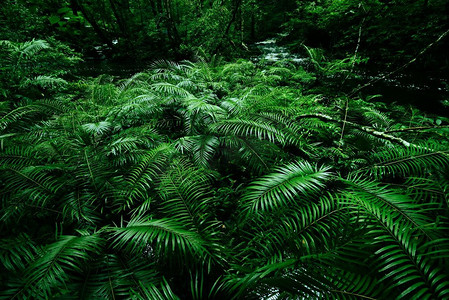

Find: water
<box><xmin>254</xmin><ymin>38</ymin><xmax>308</xmax><ymax>64</ymax></box>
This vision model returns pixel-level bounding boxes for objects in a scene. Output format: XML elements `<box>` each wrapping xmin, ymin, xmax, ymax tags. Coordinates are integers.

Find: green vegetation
<box><xmin>1</xmin><ymin>1</ymin><xmax>449</xmax><ymax>299</ymax></box>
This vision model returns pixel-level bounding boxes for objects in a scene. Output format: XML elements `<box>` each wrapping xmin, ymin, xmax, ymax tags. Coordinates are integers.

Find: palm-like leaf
<box><xmin>124</xmin><ymin>144</ymin><xmax>174</xmax><ymax>209</ymax></box>
<box><xmin>368</xmin><ymin>143</ymin><xmax>449</xmax><ymax>178</ymax></box>
<box><xmin>241</xmin><ymin>161</ymin><xmax>332</xmax><ymax>213</ymax></box>
<box><xmin>212</xmin><ymin>118</ymin><xmax>284</xmax><ymax>144</ymax></box>
<box><xmin>2</xmin><ymin>234</ymin><xmax>103</xmax><ymax>299</ymax></box>
<box><xmin>111</xmin><ymin>218</ymin><xmax>212</xmax><ymax>265</ymax></box>
<box><xmin>156</xmin><ymin>161</ymin><xmax>215</xmax><ymax>230</ymax></box>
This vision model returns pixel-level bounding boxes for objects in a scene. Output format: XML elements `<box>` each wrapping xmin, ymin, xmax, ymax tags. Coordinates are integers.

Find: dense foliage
<box><xmin>1</xmin><ymin>37</ymin><xmax>449</xmax><ymax>299</ymax></box>
<box><xmin>282</xmin><ymin>0</ymin><xmax>449</xmax><ymax>73</ymax></box>
<box><xmin>2</xmin><ymin>0</ymin><xmax>449</xmax><ymax>298</ymax></box>
<box><xmin>2</xmin><ymin>0</ymin><xmax>448</xmax><ymax>73</ymax></box>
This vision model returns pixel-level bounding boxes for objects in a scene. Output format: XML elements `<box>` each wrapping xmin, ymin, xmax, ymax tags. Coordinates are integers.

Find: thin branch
<box><xmin>384</xmin><ymin>125</ymin><xmax>449</xmax><ymax>133</ymax></box>
<box><xmin>340</xmin><ymin>13</ymin><xmax>366</xmax><ymax>143</ymax></box>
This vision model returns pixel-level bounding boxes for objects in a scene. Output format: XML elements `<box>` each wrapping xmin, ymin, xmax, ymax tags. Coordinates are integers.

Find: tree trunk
<box><xmin>214</xmin><ymin>0</ymin><xmax>243</xmax><ymax>53</ymax></box>
<box><xmin>163</xmin><ymin>0</ymin><xmax>181</xmax><ymax>49</ymax></box>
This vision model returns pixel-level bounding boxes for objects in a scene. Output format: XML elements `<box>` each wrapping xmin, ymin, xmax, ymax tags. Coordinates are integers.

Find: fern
<box><xmin>368</xmin><ymin>143</ymin><xmax>449</xmax><ymax>178</ymax></box>
<box><xmin>212</xmin><ymin>118</ymin><xmax>284</xmax><ymax>144</ymax></box>
<box><xmin>1</xmin><ymin>56</ymin><xmax>449</xmax><ymax>299</ymax></box>
<box><xmin>241</xmin><ymin>161</ymin><xmax>332</xmax><ymax>213</ymax></box>
<box><xmin>124</xmin><ymin>144</ymin><xmax>174</xmax><ymax>209</ymax></box>
<box><xmin>2</xmin><ymin>234</ymin><xmax>104</xmax><ymax>299</ymax></box>
<box><xmin>20</xmin><ymin>76</ymin><xmax>67</xmax><ymax>89</ymax></box>
<box><xmin>156</xmin><ymin>161</ymin><xmax>215</xmax><ymax>230</ymax></box>
<box><xmin>110</xmin><ymin>218</ymin><xmax>212</xmax><ymax>264</ymax></box>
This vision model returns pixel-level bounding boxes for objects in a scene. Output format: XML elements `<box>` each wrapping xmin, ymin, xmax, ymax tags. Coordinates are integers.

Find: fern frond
<box><xmin>16</xmin><ymin>39</ymin><xmax>50</xmax><ymax>59</ymax></box>
<box><xmin>123</xmin><ymin>144</ymin><xmax>174</xmax><ymax>209</ymax></box>
<box><xmin>111</xmin><ymin>218</ymin><xmax>212</xmax><ymax>264</ymax></box>
<box><xmin>151</xmin><ymin>82</ymin><xmax>192</xmax><ymax>97</ymax></box>
<box><xmin>129</xmin><ymin>279</ymin><xmax>179</xmax><ymax>300</ymax></box>
<box><xmin>0</xmin><ymin>234</ymin><xmax>38</xmax><ymax>272</ymax></box>
<box><xmin>275</xmin><ymin>195</ymin><xmax>345</xmax><ymax>255</ymax></box>
<box><xmin>157</xmin><ymin>162</ymin><xmax>215</xmax><ymax>229</ymax></box>
<box><xmin>175</xmin><ymin>135</ymin><xmax>219</xmax><ymax>168</ymax></box>
<box><xmin>211</xmin><ymin>118</ymin><xmax>284</xmax><ymax>144</ymax></box>
<box><xmin>343</xmin><ymin>176</ymin><xmax>433</xmax><ymax>234</ymax></box>
<box><xmin>20</xmin><ymin>76</ymin><xmax>67</xmax><ymax>89</ymax></box>
<box><xmin>368</xmin><ymin>143</ymin><xmax>449</xmax><ymax>178</ymax></box>
<box><xmin>0</xmin><ymin>146</ymin><xmax>38</xmax><ymax>167</ymax></box>
<box><xmin>81</xmin><ymin>121</ymin><xmax>112</xmax><ymax>136</ymax></box>
<box><xmin>336</xmin><ymin>184</ymin><xmax>449</xmax><ymax>299</ymax></box>
<box><xmin>242</xmin><ymin>161</ymin><xmax>332</xmax><ymax>213</ymax></box>
<box><xmin>3</xmin><ymin>234</ymin><xmax>104</xmax><ymax>299</ymax></box>
<box><xmin>1</xmin><ymin>165</ymin><xmax>64</xmax><ymax>211</ymax></box>
<box><xmin>0</xmin><ymin>106</ymin><xmax>39</xmax><ymax>131</ymax></box>
<box><xmin>220</xmin><ymin>136</ymin><xmax>282</xmax><ymax>174</ymax></box>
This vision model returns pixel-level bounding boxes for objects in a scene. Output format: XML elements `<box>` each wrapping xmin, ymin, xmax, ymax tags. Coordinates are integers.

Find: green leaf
<box><xmin>57</xmin><ymin>7</ymin><xmax>71</xmax><ymax>14</ymax></box>
<box><xmin>48</xmin><ymin>16</ymin><xmax>60</xmax><ymax>25</ymax></box>
<box><xmin>242</xmin><ymin>161</ymin><xmax>332</xmax><ymax>213</ymax></box>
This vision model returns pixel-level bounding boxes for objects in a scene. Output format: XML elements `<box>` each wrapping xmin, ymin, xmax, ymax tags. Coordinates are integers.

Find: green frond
<box><xmin>211</xmin><ymin>118</ymin><xmax>284</xmax><ymax>144</ymax></box>
<box><xmin>108</xmin><ymin>93</ymin><xmax>163</xmax><ymax>125</ymax></box>
<box><xmin>275</xmin><ymin>195</ymin><xmax>346</xmax><ymax>255</ymax></box>
<box><xmin>183</xmin><ymin>95</ymin><xmax>226</xmax><ymax>122</ymax></box>
<box><xmin>157</xmin><ymin>162</ymin><xmax>215</xmax><ymax>229</ymax></box>
<box><xmin>189</xmin><ymin>270</ymin><xmax>226</xmax><ymax>300</ymax></box>
<box><xmin>16</xmin><ymin>39</ymin><xmax>50</xmax><ymax>59</ymax></box>
<box><xmin>110</xmin><ymin>218</ymin><xmax>212</xmax><ymax>264</ymax></box>
<box><xmin>242</xmin><ymin>161</ymin><xmax>332</xmax><ymax>213</ymax></box>
<box><xmin>106</xmin><ymin>127</ymin><xmax>163</xmax><ymax>166</ymax></box>
<box><xmin>151</xmin><ymin>82</ymin><xmax>193</xmax><ymax>97</ymax></box>
<box><xmin>3</xmin><ymin>234</ymin><xmax>104</xmax><ymax>299</ymax></box>
<box><xmin>150</xmin><ymin>60</ymin><xmax>193</xmax><ymax>74</ymax></box>
<box><xmin>342</xmin><ymin>176</ymin><xmax>433</xmax><ymax>234</ymax></box>
<box><xmin>1</xmin><ymin>165</ymin><xmax>64</xmax><ymax>217</ymax></box>
<box><xmin>372</xmin><ymin>220</ymin><xmax>449</xmax><ymax>299</ymax></box>
<box><xmin>325</xmin><ymin>271</ymin><xmax>386</xmax><ymax>300</ymax></box>
<box><xmin>220</xmin><ymin>136</ymin><xmax>283</xmax><ymax>174</ymax></box>
<box><xmin>89</xmin><ymin>79</ymin><xmax>118</xmax><ymax>105</ymax></box>
<box><xmin>226</xmin><ymin>259</ymin><xmax>331</xmax><ymax>299</ymax></box>
<box><xmin>34</xmin><ymin>98</ymin><xmax>71</xmax><ymax>114</ymax></box>
<box><xmin>0</xmin><ymin>106</ymin><xmax>40</xmax><ymax>131</ymax></box>
<box><xmin>129</xmin><ymin>279</ymin><xmax>179</xmax><ymax>300</ymax></box>
<box><xmin>368</xmin><ymin>143</ymin><xmax>449</xmax><ymax>178</ymax></box>
<box><xmin>175</xmin><ymin>135</ymin><xmax>219</xmax><ymax>168</ymax></box>
<box><xmin>362</xmin><ymin>108</ymin><xmax>392</xmax><ymax>130</ymax></box>
<box><xmin>20</xmin><ymin>76</ymin><xmax>67</xmax><ymax>89</ymax></box>
<box><xmin>0</xmin><ymin>146</ymin><xmax>38</xmax><ymax>167</ymax></box>
<box><xmin>124</xmin><ymin>144</ymin><xmax>175</xmax><ymax>209</ymax></box>
<box><xmin>72</xmin><ymin>254</ymin><xmax>172</xmax><ymax>299</ymax></box>
<box><xmin>398</xmin><ymin>176</ymin><xmax>449</xmax><ymax>206</ymax></box>
<box><xmin>81</xmin><ymin>121</ymin><xmax>112</xmax><ymax>136</ymax></box>
<box><xmin>59</xmin><ymin>191</ymin><xmax>100</xmax><ymax>225</ymax></box>
<box><xmin>119</xmin><ymin>72</ymin><xmax>152</xmax><ymax>90</ymax></box>
<box><xmin>335</xmin><ymin>183</ymin><xmax>449</xmax><ymax>298</ymax></box>
<box><xmin>220</xmin><ymin>97</ymin><xmax>244</xmax><ymax>116</ymax></box>
<box><xmin>0</xmin><ymin>234</ymin><xmax>38</xmax><ymax>273</ymax></box>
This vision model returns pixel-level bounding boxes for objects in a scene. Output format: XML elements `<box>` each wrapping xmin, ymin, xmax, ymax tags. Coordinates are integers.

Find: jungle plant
<box><xmin>1</xmin><ymin>56</ymin><xmax>449</xmax><ymax>299</ymax></box>
<box><xmin>0</xmin><ymin>38</ymin><xmax>80</xmax><ymax>101</ymax></box>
